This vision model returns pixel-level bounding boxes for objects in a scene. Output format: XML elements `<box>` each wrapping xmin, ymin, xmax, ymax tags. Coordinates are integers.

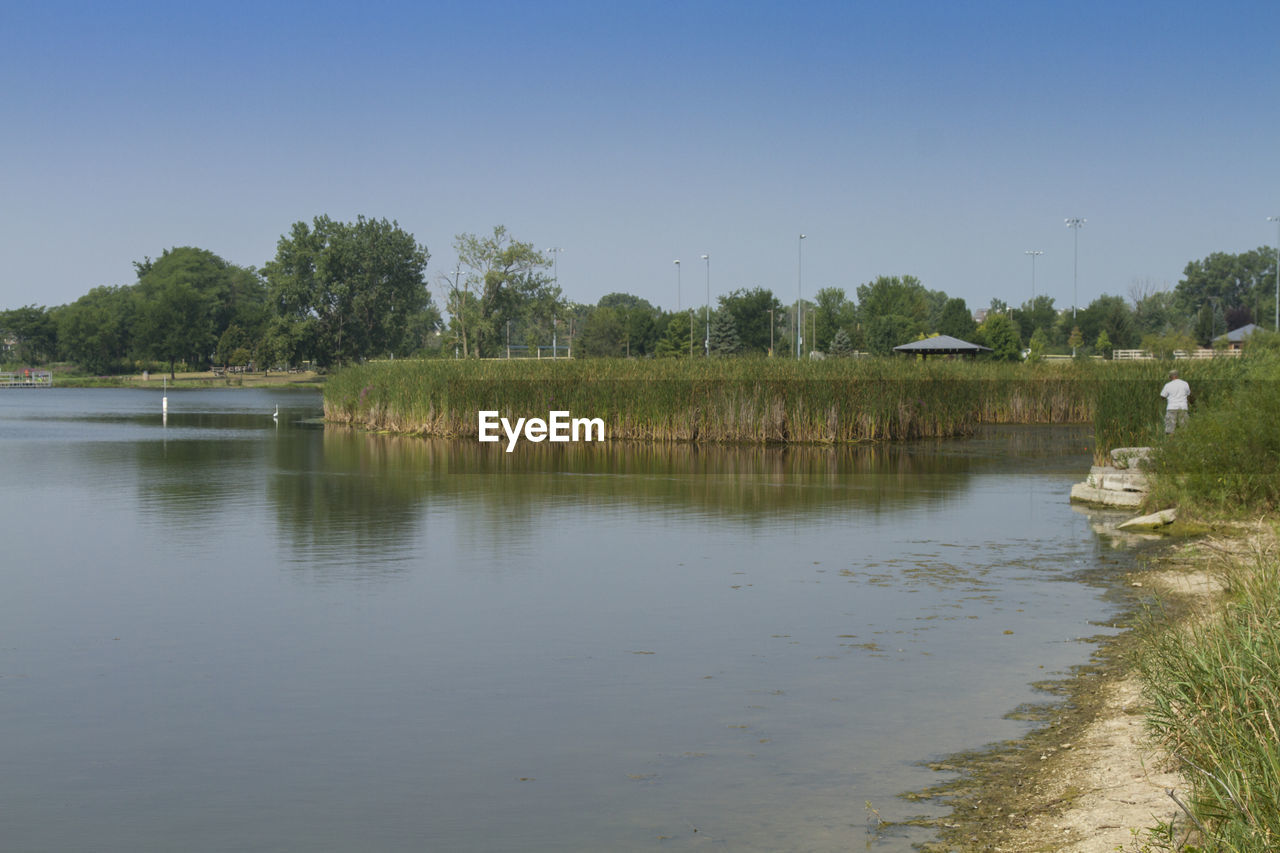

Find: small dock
<box><xmin>0</xmin><ymin>369</ymin><xmax>53</xmax><ymax>388</ymax></box>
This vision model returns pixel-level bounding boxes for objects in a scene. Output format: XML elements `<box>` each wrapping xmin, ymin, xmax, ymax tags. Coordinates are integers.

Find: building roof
<box><xmin>1215</xmin><ymin>323</ymin><xmax>1259</xmax><ymax>343</ymax></box>
<box><xmin>892</xmin><ymin>335</ymin><xmax>992</xmax><ymax>354</ymax></box>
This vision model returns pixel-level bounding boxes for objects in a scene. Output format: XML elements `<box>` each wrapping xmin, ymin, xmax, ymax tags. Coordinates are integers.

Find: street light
<box><xmin>796</xmin><ymin>234</ymin><xmax>806</xmax><ymax>359</ymax></box>
<box><xmin>701</xmin><ymin>254</ymin><xmax>710</xmax><ymax>357</ymax></box>
<box><xmin>545</xmin><ymin>248</ymin><xmax>563</xmax><ymax>358</ymax></box>
<box><xmin>1268</xmin><ymin>216</ymin><xmax>1280</xmax><ymax>330</ymax></box>
<box><xmin>673</xmin><ymin>259</ymin><xmax>681</xmax><ymax>312</ymax></box>
<box><xmin>1065</xmin><ymin>218</ymin><xmax>1085</xmax><ymax>319</ymax></box>
<box><xmin>1025</xmin><ymin>250</ymin><xmax>1043</xmax><ymax>301</ymax></box>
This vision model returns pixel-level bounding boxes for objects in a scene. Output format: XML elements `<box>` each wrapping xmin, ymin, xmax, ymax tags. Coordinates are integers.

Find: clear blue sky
<box><xmin>3</xmin><ymin>0</ymin><xmax>1278</xmax><ymax>317</ymax></box>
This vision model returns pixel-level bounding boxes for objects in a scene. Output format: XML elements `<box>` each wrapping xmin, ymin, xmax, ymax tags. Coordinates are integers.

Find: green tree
<box><xmin>936</xmin><ymin>297</ymin><xmax>977</xmax><ymax>340</ymax></box>
<box><xmin>55</xmin><ymin>286</ymin><xmax>135</xmax><ymax>374</ymax></box>
<box><xmin>264</xmin><ymin>216</ymin><xmax>431</xmax><ymax>366</ymax></box>
<box><xmin>577</xmin><ymin>306</ymin><xmax>627</xmax><ymax>357</ymax></box>
<box><xmin>708</xmin><ymin>311</ymin><xmax>742</xmax><ymax>356</ymax></box>
<box><xmin>856</xmin><ymin>275</ymin><xmax>929</xmax><ymax>355</ymax></box>
<box><xmin>828</xmin><ymin>327</ymin><xmax>854</xmax><ymax>357</ymax></box>
<box><xmin>812</xmin><ymin>287</ymin><xmax>856</xmax><ymax>353</ymax></box>
<box><xmin>1175</xmin><ymin>247</ymin><xmax>1277</xmax><ymax>325</ymax></box>
<box><xmin>0</xmin><ymin>305</ymin><xmax>58</xmax><ymax>364</ymax></box>
<box><xmin>718</xmin><ymin>287</ymin><xmax>783</xmax><ymax>355</ymax></box>
<box><xmin>1027</xmin><ymin>327</ymin><xmax>1049</xmax><ymax>362</ymax></box>
<box><xmin>1011</xmin><ymin>295</ymin><xmax>1058</xmax><ymax>344</ymax></box>
<box><xmin>1067</xmin><ymin>325</ymin><xmax>1084</xmax><ymax>355</ymax></box>
<box><xmin>452</xmin><ymin>226</ymin><xmax>555</xmax><ymax>358</ymax></box>
<box><xmin>655</xmin><ymin>311</ymin><xmax>696</xmax><ymax>358</ymax></box>
<box><xmin>980</xmin><ymin>313</ymin><xmax>1022</xmax><ymax>362</ymax></box>
<box><xmin>1095</xmin><ymin>329</ymin><xmax>1113</xmax><ymax>358</ymax></box>
<box><xmin>1077</xmin><ymin>294</ymin><xmax>1137</xmax><ymax>353</ymax></box>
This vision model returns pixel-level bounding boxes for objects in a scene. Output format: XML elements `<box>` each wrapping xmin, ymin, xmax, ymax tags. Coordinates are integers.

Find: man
<box><xmin>1160</xmin><ymin>369</ymin><xmax>1191</xmax><ymax>434</ymax></box>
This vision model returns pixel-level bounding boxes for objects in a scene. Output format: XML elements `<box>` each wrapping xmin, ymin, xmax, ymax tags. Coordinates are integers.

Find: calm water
<box><xmin>0</xmin><ymin>388</ymin><xmax>1141</xmax><ymax>852</ymax></box>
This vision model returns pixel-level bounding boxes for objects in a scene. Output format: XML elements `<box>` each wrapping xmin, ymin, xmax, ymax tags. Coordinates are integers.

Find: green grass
<box><xmin>1139</xmin><ymin>538</ymin><xmax>1280</xmax><ymax>851</ymax></box>
<box><xmin>324</xmin><ymin>357</ymin><xmax>1250</xmax><ymax>452</ymax></box>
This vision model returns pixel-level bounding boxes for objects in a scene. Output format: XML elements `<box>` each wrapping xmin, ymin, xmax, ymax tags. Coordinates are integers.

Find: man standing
<box><xmin>1161</xmin><ymin>369</ymin><xmax>1191</xmax><ymax>434</ymax></box>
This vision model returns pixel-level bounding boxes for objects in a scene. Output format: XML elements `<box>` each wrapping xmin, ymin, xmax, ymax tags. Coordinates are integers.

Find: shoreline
<box><xmin>45</xmin><ymin>370</ymin><xmax>324</xmax><ymax>389</ymax></box>
<box><xmin>921</xmin><ymin>522</ymin><xmax>1262</xmax><ymax>852</ymax></box>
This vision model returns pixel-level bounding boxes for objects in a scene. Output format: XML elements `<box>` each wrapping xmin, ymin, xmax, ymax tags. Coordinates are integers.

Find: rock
<box><xmin>1109</xmin><ymin>447</ymin><xmax>1152</xmax><ymax>470</ymax></box>
<box><xmin>1116</xmin><ymin>508</ymin><xmax>1177</xmax><ymax>530</ymax></box>
<box><xmin>1070</xmin><ymin>482</ymin><xmax>1145</xmax><ymax>508</ymax></box>
<box><xmin>1087</xmin><ymin>465</ymin><xmax>1150</xmax><ymax>493</ymax></box>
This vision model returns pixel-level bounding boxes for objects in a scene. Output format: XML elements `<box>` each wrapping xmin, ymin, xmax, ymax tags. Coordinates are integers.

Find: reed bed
<box><xmin>324</xmin><ymin>357</ymin><xmax>1248</xmax><ymax>451</ymax></box>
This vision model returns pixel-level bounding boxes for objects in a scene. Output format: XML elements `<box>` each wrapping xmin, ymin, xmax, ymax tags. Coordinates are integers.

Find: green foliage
<box><xmin>655</xmin><ymin>311</ymin><xmax>696</xmax><ymax>358</ymax></box>
<box><xmin>1094</xmin><ymin>329</ymin><xmax>1113</xmax><ymax>358</ymax></box>
<box><xmin>980</xmin><ymin>313</ymin><xmax>1022</xmax><ymax>362</ymax></box>
<box><xmin>1146</xmin><ymin>356</ymin><xmax>1280</xmax><ymax>512</ymax></box>
<box><xmin>0</xmin><ymin>305</ymin><xmax>57</xmax><ymax>363</ymax></box>
<box><xmin>828</xmin><ymin>328</ymin><xmax>854</xmax><ymax>357</ymax></box>
<box><xmin>812</xmin><ymin>287</ymin><xmax>855</xmax><ymax>353</ymax></box>
<box><xmin>936</xmin><ymin>297</ymin><xmax>977</xmax><ymax>340</ymax></box>
<box><xmin>856</xmin><ymin>275</ymin><xmax>929</xmax><ymax>355</ymax></box>
<box><xmin>54</xmin><ymin>285</ymin><xmax>135</xmax><ymax>374</ymax></box>
<box><xmin>1012</xmin><ymin>294</ymin><xmax>1058</xmax><ymax>345</ymax></box>
<box><xmin>450</xmin><ymin>226</ymin><xmax>556</xmax><ymax>358</ymax></box>
<box><xmin>265</xmin><ymin>216</ymin><xmax>431</xmax><ymax>366</ymax></box>
<box><xmin>708</xmin><ymin>311</ymin><xmax>742</xmax><ymax>356</ymax></box>
<box><xmin>322</xmin><ymin>358</ymin><xmax>1116</xmax><ymax>444</ymax></box>
<box><xmin>1176</xmin><ymin>247</ymin><xmax>1277</xmax><ymax>325</ymax></box>
<box><xmin>1140</xmin><ymin>545</ymin><xmax>1280</xmax><ymax>850</ymax></box>
<box><xmin>718</xmin><ymin>287</ymin><xmax>783</xmax><ymax>355</ymax></box>
<box><xmin>1143</xmin><ymin>331</ymin><xmax>1198</xmax><ymax>359</ymax></box>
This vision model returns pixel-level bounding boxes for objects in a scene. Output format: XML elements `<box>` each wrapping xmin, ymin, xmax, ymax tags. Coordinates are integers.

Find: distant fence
<box><xmin>1113</xmin><ymin>348</ymin><xmax>1240</xmax><ymax>360</ymax></box>
<box><xmin>0</xmin><ymin>369</ymin><xmax>52</xmax><ymax>387</ymax></box>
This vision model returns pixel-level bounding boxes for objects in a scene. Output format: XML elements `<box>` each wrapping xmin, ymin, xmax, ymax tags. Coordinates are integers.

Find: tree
<box><xmin>264</xmin><ymin>216</ymin><xmax>431</xmax><ymax>366</ymax></box>
<box><xmin>979</xmin><ymin>313</ymin><xmax>1022</xmax><ymax>362</ymax></box>
<box><xmin>134</xmin><ymin>276</ymin><xmax>216</xmax><ymax>377</ymax></box>
<box><xmin>0</xmin><ymin>305</ymin><xmax>57</xmax><ymax>364</ymax></box>
<box><xmin>718</xmin><ymin>287</ymin><xmax>783</xmax><ymax>355</ymax></box>
<box><xmin>936</xmin><ymin>297</ymin><xmax>977</xmax><ymax>340</ymax></box>
<box><xmin>828</xmin><ymin>327</ymin><xmax>854</xmax><ymax>357</ymax></box>
<box><xmin>655</xmin><ymin>311</ymin><xmax>696</xmax><ymax>358</ymax></box>
<box><xmin>708</xmin><ymin>311</ymin><xmax>742</xmax><ymax>356</ymax></box>
<box><xmin>812</xmin><ymin>287</ymin><xmax>856</xmax><ymax>353</ymax></box>
<box><xmin>55</xmin><ymin>286</ymin><xmax>135</xmax><ymax>374</ymax></box>
<box><xmin>1175</xmin><ymin>248</ymin><xmax>1276</xmax><ymax>327</ymax></box>
<box><xmin>578</xmin><ymin>306</ymin><xmax>627</xmax><ymax>357</ymax></box>
<box><xmin>856</xmin><ymin>275</ymin><xmax>930</xmax><ymax>355</ymax></box>
<box><xmin>452</xmin><ymin>226</ymin><xmax>555</xmax><ymax>358</ymax></box>
<box><xmin>1095</xmin><ymin>329</ymin><xmax>1113</xmax><ymax>359</ymax></box>
<box><xmin>1011</xmin><ymin>295</ymin><xmax>1058</xmax><ymax>344</ymax></box>
<box><xmin>1067</xmin><ymin>326</ymin><xmax>1084</xmax><ymax>355</ymax></box>
<box><xmin>1077</xmin><ymin>294</ymin><xmax>1137</xmax><ymax>353</ymax></box>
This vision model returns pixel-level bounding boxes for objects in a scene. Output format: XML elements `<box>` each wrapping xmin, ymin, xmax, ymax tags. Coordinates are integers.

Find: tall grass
<box><xmin>1140</xmin><ymin>541</ymin><xmax>1280</xmax><ymax>851</ymax></box>
<box><xmin>323</xmin><ymin>357</ymin><xmax>1249</xmax><ymax>449</ymax></box>
<box><xmin>1146</xmin><ymin>355</ymin><xmax>1280</xmax><ymax>513</ymax></box>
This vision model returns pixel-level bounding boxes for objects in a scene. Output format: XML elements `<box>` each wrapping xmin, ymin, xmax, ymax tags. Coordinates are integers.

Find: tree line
<box><xmin>2</xmin><ymin>213</ymin><xmax>1276</xmax><ymax>373</ymax></box>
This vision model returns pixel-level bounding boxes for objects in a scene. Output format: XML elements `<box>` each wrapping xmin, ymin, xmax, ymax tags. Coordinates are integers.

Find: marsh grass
<box><xmin>325</xmin><ymin>357</ymin><xmax>1249</xmax><ymax>452</ymax></box>
<box><xmin>1145</xmin><ymin>356</ymin><xmax>1280</xmax><ymax>514</ymax></box>
<box><xmin>1139</xmin><ymin>540</ymin><xmax>1280</xmax><ymax>851</ymax></box>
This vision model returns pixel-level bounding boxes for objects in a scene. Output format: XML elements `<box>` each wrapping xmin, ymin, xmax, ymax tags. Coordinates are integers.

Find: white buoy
<box><xmin>162</xmin><ymin>377</ymin><xmax>168</xmax><ymax>415</ymax></box>
<box><xmin>273</xmin><ymin>404</ymin><xmax>279</xmax><ymax>424</ymax></box>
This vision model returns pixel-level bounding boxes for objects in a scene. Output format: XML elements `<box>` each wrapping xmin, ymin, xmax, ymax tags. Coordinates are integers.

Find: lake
<box><xmin>0</xmin><ymin>387</ymin><xmax>1141</xmax><ymax>852</ymax></box>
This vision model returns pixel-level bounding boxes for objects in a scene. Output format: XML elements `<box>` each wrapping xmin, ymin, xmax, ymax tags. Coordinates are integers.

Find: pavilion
<box><xmin>892</xmin><ymin>335</ymin><xmax>992</xmax><ymax>359</ymax></box>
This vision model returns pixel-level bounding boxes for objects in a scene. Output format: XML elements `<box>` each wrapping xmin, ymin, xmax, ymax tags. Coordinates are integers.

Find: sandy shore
<box><xmin>924</xmin><ymin>533</ymin><xmax>1240</xmax><ymax>853</ymax></box>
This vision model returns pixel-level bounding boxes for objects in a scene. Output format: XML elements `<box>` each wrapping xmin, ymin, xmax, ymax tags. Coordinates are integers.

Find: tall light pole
<box><xmin>1268</xmin><ymin>216</ymin><xmax>1280</xmax><ymax>330</ymax></box>
<box><xmin>1065</xmin><ymin>218</ymin><xmax>1085</xmax><ymax>319</ymax></box>
<box><xmin>1025</xmin><ymin>250</ymin><xmax>1042</xmax><ymax>301</ymax></box>
<box><xmin>796</xmin><ymin>234</ymin><xmax>806</xmax><ymax>359</ymax></box>
<box><xmin>701</xmin><ymin>254</ymin><xmax>710</xmax><ymax>357</ymax></box>
<box><xmin>545</xmin><ymin>248</ymin><xmax>563</xmax><ymax>357</ymax></box>
<box><xmin>673</xmin><ymin>259</ymin><xmax>681</xmax><ymax>311</ymax></box>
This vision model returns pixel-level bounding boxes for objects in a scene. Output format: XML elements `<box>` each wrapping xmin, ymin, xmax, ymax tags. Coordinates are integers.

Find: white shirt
<box><xmin>1161</xmin><ymin>378</ymin><xmax>1190</xmax><ymax>411</ymax></box>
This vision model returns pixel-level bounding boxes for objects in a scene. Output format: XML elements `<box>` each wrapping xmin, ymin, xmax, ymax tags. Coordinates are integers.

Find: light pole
<box><xmin>1065</xmin><ymin>218</ymin><xmax>1085</xmax><ymax>319</ymax></box>
<box><xmin>796</xmin><ymin>234</ymin><xmax>806</xmax><ymax>359</ymax></box>
<box><xmin>673</xmin><ymin>259</ymin><xmax>681</xmax><ymax>311</ymax></box>
<box><xmin>545</xmin><ymin>248</ymin><xmax>563</xmax><ymax>357</ymax></box>
<box><xmin>701</xmin><ymin>254</ymin><xmax>710</xmax><ymax>357</ymax></box>
<box><xmin>1268</xmin><ymin>216</ymin><xmax>1280</xmax><ymax>330</ymax></box>
<box><xmin>1025</xmin><ymin>250</ymin><xmax>1042</xmax><ymax>301</ymax></box>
